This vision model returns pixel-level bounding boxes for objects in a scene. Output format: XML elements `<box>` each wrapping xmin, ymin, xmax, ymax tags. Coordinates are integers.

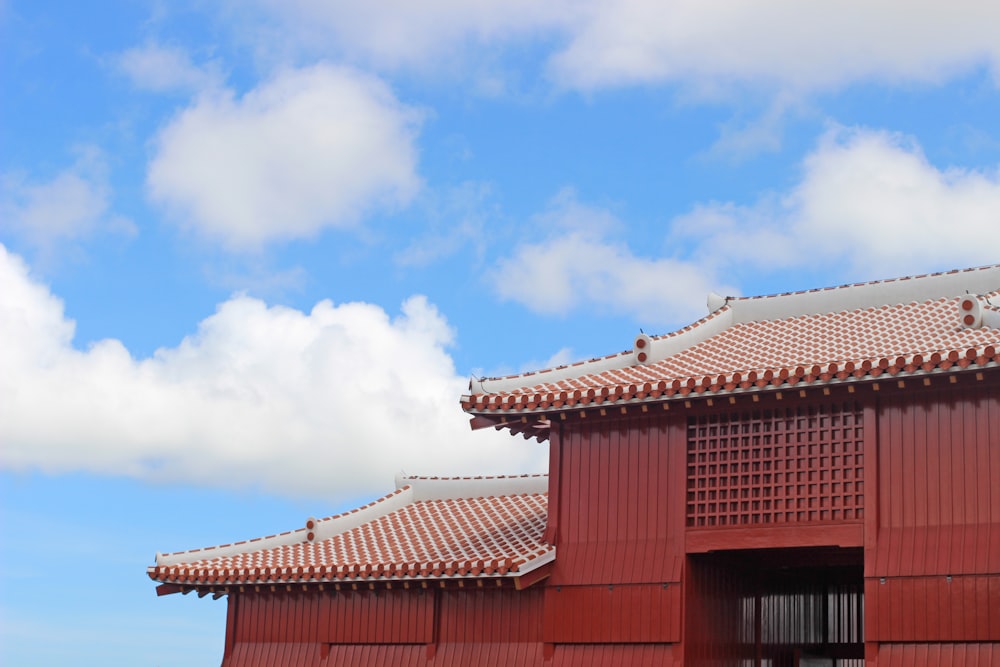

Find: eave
<box><xmin>465</xmin><ymin>346</ymin><xmax>1000</xmax><ymax>440</ymax></box>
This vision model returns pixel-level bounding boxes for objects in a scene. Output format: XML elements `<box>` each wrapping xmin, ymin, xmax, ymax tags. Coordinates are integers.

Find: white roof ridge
<box><xmin>726</xmin><ymin>264</ymin><xmax>1000</xmax><ymax>325</ymax></box>
<box><xmin>155</xmin><ymin>485</ymin><xmax>416</xmax><ymax>566</ymax></box>
<box><xmin>154</xmin><ymin>475</ymin><xmax>550</xmax><ymax>567</ymax></box>
<box><xmin>730</xmin><ymin>264</ymin><xmax>1000</xmax><ymax>304</ymax></box>
<box><xmin>394</xmin><ymin>473</ymin><xmax>549</xmax><ymax>501</ymax></box>
<box><xmin>465</xmin><ymin>264</ymin><xmax>1000</xmax><ymax>396</ymax></box>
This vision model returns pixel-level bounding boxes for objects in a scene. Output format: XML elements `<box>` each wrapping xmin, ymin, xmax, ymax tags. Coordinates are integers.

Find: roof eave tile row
<box><xmin>462</xmin><ymin>345</ymin><xmax>999</xmax><ymax>415</ymax></box>
<box><xmin>147</xmin><ymin>549</ymin><xmax>554</xmax><ymax>586</ymax></box>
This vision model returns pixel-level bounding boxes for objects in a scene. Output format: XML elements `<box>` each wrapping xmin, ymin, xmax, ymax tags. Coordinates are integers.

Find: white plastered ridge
<box><xmin>155</xmin><ymin>525</ymin><xmax>312</xmax><ymax>566</ymax></box>
<box><xmin>154</xmin><ymin>474</ymin><xmax>548</xmax><ymax>566</ymax></box>
<box><xmin>395</xmin><ymin>473</ymin><xmax>549</xmax><ymax>500</ymax></box>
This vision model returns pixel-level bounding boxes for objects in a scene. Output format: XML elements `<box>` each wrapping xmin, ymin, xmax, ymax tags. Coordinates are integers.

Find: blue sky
<box><xmin>2</xmin><ymin>1</ymin><xmax>999</xmax><ymax>664</ymax></box>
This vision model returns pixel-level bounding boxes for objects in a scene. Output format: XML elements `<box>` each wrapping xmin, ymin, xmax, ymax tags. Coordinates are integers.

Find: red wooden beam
<box><xmin>156</xmin><ymin>583</ymin><xmax>183</xmax><ymax>596</ymax></box>
<box><xmin>514</xmin><ymin>562</ymin><xmax>553</xmax><ymax>590</ymax></box>
<box><xmin>685</xmin><ymin>523</ymin><xmax>864</xmax><ymax>553</ymax></box>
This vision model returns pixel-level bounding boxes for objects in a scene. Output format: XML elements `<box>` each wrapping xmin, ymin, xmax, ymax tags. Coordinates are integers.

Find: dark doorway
<box><xmin>685</xmin><ymin>547</ymin><xmax>864</xmax><ymax>667</ymax></box>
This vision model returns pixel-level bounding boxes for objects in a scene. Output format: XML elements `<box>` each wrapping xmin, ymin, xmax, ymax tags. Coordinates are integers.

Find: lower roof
<box><xmin>148</xmin><ymin>474</ymin><xmax>552</xmax><ymax>591</ymax></box>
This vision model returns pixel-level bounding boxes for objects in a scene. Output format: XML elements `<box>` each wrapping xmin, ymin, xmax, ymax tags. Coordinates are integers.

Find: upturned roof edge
<box><xmin>154</xmin><ymin>473</ymin><xmax>548</xmax><ymax>567</ymax></box>
<box><xmin>467</xmin><ymin>264</ymin><xmax>1000</xmax><ymax>397</ymax></box>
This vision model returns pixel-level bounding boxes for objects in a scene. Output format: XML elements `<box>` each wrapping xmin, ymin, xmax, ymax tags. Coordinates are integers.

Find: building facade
<box><xmin>151</xmin><ymin>265</ymin><xmax>1000</xmax><ymax>665</ymax></box>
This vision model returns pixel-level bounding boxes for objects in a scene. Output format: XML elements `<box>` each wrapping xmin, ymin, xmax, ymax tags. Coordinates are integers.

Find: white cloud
<box><xmin>240</xmin><ymin>1</ymin><xmax>1000</xmax><ymax>93</ymax></box>
<box><xmin>549</xmin><ymin>1</ymin><xmax>1000</xmax><ymax>92</ymax></box>
<box><xmin>0</xmin><ymin>148</ymin><xmax>134</xmax><ymax>247</ymax></box>
<box><xmin>492</xmin><ymin>129</ymin><xmax>1000</xmax><ymax>323</ymax></box>
<box><xmin>674</xmin><ymin>127</ymin><xmax>1000</xmax><ymax>279</ymax></box>
<box><xmin>0</xmin><ymin>245</ymin><xmax>546</xmax><ymax>500</ymax></box>
<box><xmin>491</xmin><ymin>191</ymin><xmax>731</xmax><ymax>326</ymax></box>
<box><xmin>147</xmin><ymin>64</ymin><xmax>422</xmax><ymax>250</ymax></box>
<box><xmin>246</xmin><ymin>0</ymin><xmax>569</xmax><ymax>70</ymax></box>
<box><xmin>117</xmin><ymin>43</ymin><xmax>222</xmax><ymax>94</ymax></box>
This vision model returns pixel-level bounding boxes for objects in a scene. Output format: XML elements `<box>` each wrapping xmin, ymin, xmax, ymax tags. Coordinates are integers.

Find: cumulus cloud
<box><xmin>0</xmin><ymin>148</ymin><xmax>134</xmax><ymax>248</ymax></box>
<box><xmin>491</xmin><ymin>190</ymin><xmax>730</xmax><ymax>326</ymax></box>
<box><xmin>673</xmin><ymin>127</ymin><xmax>1000</xmax><ymax>279</ymax></box>
<box><xmin>147</xmin><ymin>64</ymin><xmax>422</xmax><ymax>250</ymax></box>
<box><xmin>117</xmin><ymin>43</ymin><xmax>222</xmax><ymax>94</ymax></box>
<box><xmin>241</xmin><ymin>1</ymin><xmax>1000</xmax><ymax>93</ymax></box>
<box><xmin>0</xmin><ymin>245</ymin><xmax>545</xmax><ymax>500</ymax></box>
<box><xmin>492</xmin><ymin>129</ymin><xmax>1000</xmax><ymax>323</ymax></box>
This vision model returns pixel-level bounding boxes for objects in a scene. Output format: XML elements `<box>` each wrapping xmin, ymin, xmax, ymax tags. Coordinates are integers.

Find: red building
<box><xmin>150</xmin><ymin>265</ymin><xmax>1000</xmax><ymax>665</ymax></box>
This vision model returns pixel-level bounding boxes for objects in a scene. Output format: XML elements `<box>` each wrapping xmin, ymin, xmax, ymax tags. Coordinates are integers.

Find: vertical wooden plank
<box><xmin>596</xmin><ymin>419</ymin><xmax>611</xmax><ymax>582</ymax></box>
<box><xmin>975</xmin><ymin>391</ymin><xmax>994</xmax><ymax>572</ymax></box>
<box><xmin>224</xmin><ymin>594</ymin><xmax>239</xmax><ymax>659</ymax></box>
<box><xmin>960</xmin><ymin>393</ymin><xmax>978</xmax><ymax>574</ymax></box>
<box><xmin>990</xmin><ymin>575</ymin><xmax>1000</xmax><ymax>641</ymax></box>
<box><xmin>337</xmin><ymin>591</ymin><xmax>349</xmax><ymax>643</ymax></box>
<box><xmin>913</xmin><ymin>575</ymin><xmax>928</xmax><ymax>641</ymax></box>
<box><xmin>623</xmin><ymin>418</ymin><xmax>640</xmax><ymax>581</ymax></box>
<box><xmin>544</xmin><ymin>423</ymin><xmax>561</xmax><ymax>546</ymax></box>
<box><xmin>946</xmin><ymin>394</ymin><xmax>966</xmax><ymax>572</ymax></box>
<box><xmin>974</xmin><ymin>574</ymin><xmax>991</xmax><ymax>640</ymax></box>
<box><xmin>252</xmin><ymin>593</ymin><xmax>266</xmax><ymax>643</ymax></box>
<box><xmin>938</xmin><ymin>574</ymin><xmax>953</xmax><ymax>641</ymax></box>
<box><xmin>959</xmin><ymin>576</ymin><xmax>977</xmax><ymax>642</ymax></box>
<box><xmin>622</xmin><ymin>420</ymin><xmax>639</xmax><ymax>582</ymax></box>
<box><xmin>990</xmin><ymin>387</ymin><xmax>1000</xmax><ymax>571</ymax></box>
<box><xmin>932</xmin><ymin>394</ymin><xmax>949</xmax><ymax>575</ymax></box>
<box><xmin>282</xmin><ymin>591</ymin><xmax>294</xmax><ymax>644</ymax></box>
<box><xmin>574</xmin><ymin>422</ymin><xmax>586</xmax><ymax>551</ymax></box>
<box><xmin>912</xmin><ymin>398</ymin><xmax>930</xmax><ymax>575</ymax></box>
<box><xmin>900</xmin><ymin>400</ymin><xmax>917</xmax><ymax>578</ymax></box>
<box><xmin>291</xmin><ymin>591</ymin><xmax>303</xmax><ymax>644</ymax></box>
<box><xmin>862</xmin><ymin>398</ymin><xmax>889</xmax><ymax>580</ymax></box>
<box><xmin>891</xmin><ymin>399</ymin><xmax>905</xmax><ymax>579</ymax></box>
<box><xmin>602</xmin><ymin>419</ymin><xmax>618</xmax><ymax>583</ymax></box>
<box><xmin>667</xmin><ymin>416</ymin><xmax>686</xmax><ymax>576</ymax></box>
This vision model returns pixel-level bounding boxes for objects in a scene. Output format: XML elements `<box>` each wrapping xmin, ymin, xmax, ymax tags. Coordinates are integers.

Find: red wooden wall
<box><xmin>545</xmin><ymin>413</ymin><xmax>686</xmax><ymax>652</ymax></box>
<box><xmin>867</xmin><ymin>383</ymin><xmax>1000</xmax><ymax>652</ymax></box>
<box><xmin>221</xmin><ymin>587</ymin><xmax>546</xmax><ymax>666</ymax></box>
<box><xmin>210</xmin><ymin>374</ymin><xmax>999</xmax><ymax>665</ymax></box>
<box><xmin>549</xmin><ymin>413</ymin><xmax>687</xmax><ymax>587</ymax></box>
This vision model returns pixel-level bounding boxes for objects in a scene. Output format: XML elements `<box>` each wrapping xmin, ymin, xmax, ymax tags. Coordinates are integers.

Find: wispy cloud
<box><xmin>491</xmin><ymin>129</ymin><xmax>1000</xmax><ymax>323</ymax></box>
<box><xmin>491</xmin><ymin>189</ymin><xmax>730</xmax><ymax>326</ymax></box>
<box><xmin>116</xmin><ymin>42</ymin><xmax>223</xmax><ymax>94</ymax></box>
<box><xmin>673</xmin><ymin>126</ymin><xmax>1000</xmax><ymax>279</ymax></box>
<box><xmin>549</xmin><ymin>1</ymin><xmax>1000</xmax><ymax>93</ymax></box>
<box><xmin>0</xmin><ymin>147</ymin><xmax>135</xmax><ymax>252</ymax></box>
<box><xmin>238</xmin><ymin>1</ymin><xmax>1000</xmax><ymax>95</ymax></box>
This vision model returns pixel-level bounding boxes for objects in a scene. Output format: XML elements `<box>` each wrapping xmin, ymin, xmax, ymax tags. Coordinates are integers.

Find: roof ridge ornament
<box><xmin>960</xmin><ymin>294</ymin><xmax>982</xmax><ymax>328</ymax></box>
<box><xmin>959</xmin><ymin>292</ymin><xmax>1000</xmax><ymax>330</ymax></box>
<box><xmin>707</xmin><ymin>292</ymin><xmax>728</xmax><ymax>313</ymax></box>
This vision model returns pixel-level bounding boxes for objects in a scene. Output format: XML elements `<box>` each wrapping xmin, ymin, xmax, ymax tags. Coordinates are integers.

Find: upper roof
<box><xmin>462</xmin><ymin>265</ymin><xmax>1000</xmax><ymax>427</ymax></box>
<box><xmin>148</xmin><ymin>474</ymin><xmax>551</xmax><ymax>591</ymax></box>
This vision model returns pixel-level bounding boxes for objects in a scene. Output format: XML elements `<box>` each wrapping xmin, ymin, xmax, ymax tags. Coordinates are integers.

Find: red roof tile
<box><xmin>148</xmin><ymin>475</ymin><xmax>551</xmax><ymax>587</ymax></box>
<box><xmin>463</xmin><ymin>266</ymin><xmax>1000</xmax><ymax>419</ymax></box>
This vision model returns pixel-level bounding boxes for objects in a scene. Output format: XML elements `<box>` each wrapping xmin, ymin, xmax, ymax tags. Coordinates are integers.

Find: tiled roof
<box><xmin>148</xmin><ymin>475</ymin><xmax>552</xmax><ymax>588</ymax></box>
<box><xmin>463</xmin><ymin>266</ymin><xmax>1000</xmax><ymax>418</ymax></box>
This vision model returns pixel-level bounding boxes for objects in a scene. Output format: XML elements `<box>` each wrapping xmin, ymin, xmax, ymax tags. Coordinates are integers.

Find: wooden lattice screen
<box><xmin>686</xmin><ymin>402</ymin><xmax>864</xmax><ymax>527</ymax></box>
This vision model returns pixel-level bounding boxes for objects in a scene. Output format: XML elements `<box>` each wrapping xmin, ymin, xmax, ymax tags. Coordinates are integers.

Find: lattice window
<box><xmin>686</xmin><ymin>402</ymin><xmax>864</xmax><ymax>527</ymax></box>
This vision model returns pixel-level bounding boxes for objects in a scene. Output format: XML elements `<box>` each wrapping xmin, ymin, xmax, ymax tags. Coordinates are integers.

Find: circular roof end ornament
<box><xmin>959</xmin><ymin>295</ymin><xmax>982</xmax><ymax>328</ymax></box>
<box><xmin>634</xmin><ymin>333</ymin><xmax>653</xmax><ymax>364</ymax></box>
